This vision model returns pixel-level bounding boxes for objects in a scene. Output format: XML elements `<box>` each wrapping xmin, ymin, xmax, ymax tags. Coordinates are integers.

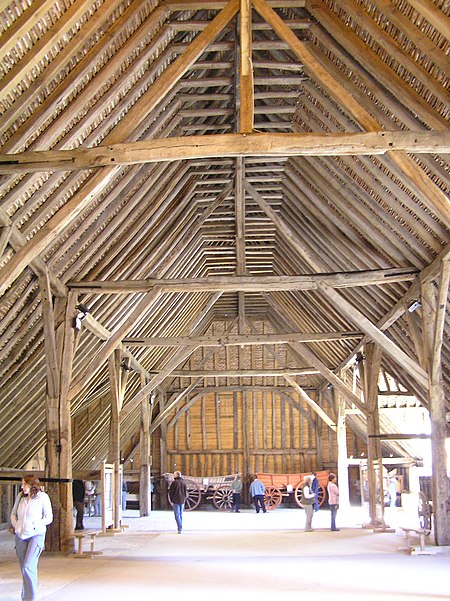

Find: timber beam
<box><xmin>368</xmin><ymin>433</ymin><xmax>431</xmax><ymax>439</ymax></box>
<box><xmin>150</xmin><ymin>368</ymin><xmax>320</xmax><ymax>377</ymax></box>
<box><xmin>0</xmin><ymin>132</ymin><xmax>448</xmax><ymax>173</ymax></box>
<box><xmin>69</xmin><ymin>267</ymin><xmax>418</xmax><ymax>293</ymax></box>
<box><xmin>122</xmin><ymin>330</ymin><xmax>362</xmax><ymax>346</ymax></box>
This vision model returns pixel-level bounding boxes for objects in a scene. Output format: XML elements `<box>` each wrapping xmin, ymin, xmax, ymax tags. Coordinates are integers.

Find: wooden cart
<box><xmin>163</xmin><ymin>472</ymin><xmax>240</xmax><ymax>511</ymax></box>
<box><xmin>257</xmin><ymin>471</ymin><xmax>330</xmax><ymax>510</ymax></box>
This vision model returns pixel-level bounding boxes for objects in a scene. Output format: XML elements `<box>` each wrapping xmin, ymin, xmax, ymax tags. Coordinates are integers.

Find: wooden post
<box><xmin>421</xmin><ymin>265</ymin><xmax>450</xmax><ymax>545</ymax></box>
<box><xmin>335</xmin><ymin>384</ymin><xmax>350</xmax><ymax>509</ymax></box>
<box><xmin>159</xmin><ymin>391</ymin><xmax>169</xmax><ymax>509</ymax></box>
<box><xmin>316</xmin><ymin>391</ymin><xmax>323</xmax><ymax>468</ymax></box>
<box><xmin>108</xmin><ymin>349</ymin><xmax>128</xmax><ymax>529</ymax></box>
<box><xmin>359</xmin><ymin>344</ymin><xmax>385</xmax><ymax>528</ymax></box>
<box><xmin>139</xmin><ymin>374</ymin><xmax>151</xmax><ymax>516</ymax></box>
<box><xmin>243</xmin><ymin>390</ymin><xmax>250</xmax><ymax>478</ymax></box>
<box><xmin>43</xmin><ymin>285</ymin><xmax>78</xmax><ymax>552</ymax></box>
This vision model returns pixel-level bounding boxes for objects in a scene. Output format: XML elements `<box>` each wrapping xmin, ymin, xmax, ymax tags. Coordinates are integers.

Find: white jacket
<box><xmin>11</xmin><ymin>491</ymin><xmax>53</xmax><ymax>540</ymax></box>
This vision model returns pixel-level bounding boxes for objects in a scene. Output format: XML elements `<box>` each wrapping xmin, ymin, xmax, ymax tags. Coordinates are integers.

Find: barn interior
<box><xmin>0</xmin><ymin>0</ymin><xmax>449</xmax><ymax>577</ymax></box>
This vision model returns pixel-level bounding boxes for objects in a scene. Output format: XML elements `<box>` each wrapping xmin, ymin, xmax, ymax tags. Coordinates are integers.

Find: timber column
<box><xmin>159</xmin><ymin>390</ymin><xmax>169</xmax><ymax>509</ymax></box>
<box><xmin>42</xmin><ymin>284</ymin><xmax>78</xmax><ymax>552</ymax></box>
<box><xmin>335</xmin><ymin>382</ymin><xmax>350</xmax><ymax>508</ymax></box>
<box><xmin>422</xmin><ymin>267</ymin><xmax>450</xmax><ymax>545</ymax></box>
<box><xmin>139</xmin><ymin>374</ymin><xmax>152</xmax><ymax>516</ymax></box>
<box><xmin>359</xmin><ymin>345</ymin><xmax>385</xmax><ymax>528</ymax></box>
<box><xmin>108</xmin><ymin>350</ymin><xmax>129</xmax><ymax>529</ymax></box>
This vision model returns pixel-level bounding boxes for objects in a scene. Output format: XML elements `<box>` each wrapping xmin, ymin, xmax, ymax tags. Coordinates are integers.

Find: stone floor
<box><xmin>0</xmin><ymin>506</ymin><xmax>448</xmax><ymax>601</ymax></box>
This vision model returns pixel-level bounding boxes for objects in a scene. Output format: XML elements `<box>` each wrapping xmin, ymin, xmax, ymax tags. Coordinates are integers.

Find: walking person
<box><xmin>10</xmin><ymin>474</ymin><xmax>53</xmax><ymax>601</ymax></box>
<box><xmin>327</xmin><ymin>473</ymin><xmax>340</xmax><ymax>531</ymax></box>
<box><xmin>72</xmin><ymin>479</ymin><xmax>85</xmax><ymax>530</ymax></box>
<box><xmin>301</xmin><ymin>475</ymin><xmax>316</xmax><ymax>531</ymax></box>
<box><xmin>168</xmin><ymin>471</ymin><xmax>188</xmax><ymax>533</ymax></box>
<box><xmin>249</xmin><ymin>475</ymin><xmax>267</xmax><ymax>513</ymax></box>
<box><xmin>231</xmin><ymin>474</ymin><xmax>243</xmax><ymax>512</ymax></box>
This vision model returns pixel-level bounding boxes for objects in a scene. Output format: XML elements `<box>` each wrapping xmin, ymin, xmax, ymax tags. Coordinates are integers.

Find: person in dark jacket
<box><xmin>311</xmin><ymin>472</ymin><xmax>320</xmax><ymax>512</ymax></box>
<box><xmin>72</xmin><ymin>479</ymin><xmax>86</xmax><ymax>530</ymax></box>
<box><xmin>168</xmin><ymin>471</ymin><xmax>188</xmax><ymax>533</ymax></box>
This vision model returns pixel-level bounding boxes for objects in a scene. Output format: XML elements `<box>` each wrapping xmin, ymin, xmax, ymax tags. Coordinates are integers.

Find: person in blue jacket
<box><xmin>249</xmin><ymin>475</ymin><xmax>267</xmax><ymax>513</ymax></box>
<box><xmin>311</xmin><ymin>472</ymin><xmax>320</xmax><ymax>512</ymax></box>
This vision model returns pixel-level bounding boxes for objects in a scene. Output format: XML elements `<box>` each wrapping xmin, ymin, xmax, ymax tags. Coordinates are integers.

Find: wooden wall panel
<box><xmin>161</xmin><ymin>388</ymin><xmax>336</xmax><ymax>478</ymax></box>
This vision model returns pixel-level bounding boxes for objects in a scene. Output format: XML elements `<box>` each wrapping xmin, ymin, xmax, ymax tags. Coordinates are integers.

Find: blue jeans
<box><xmin>173</xmin><ymin>503</ymin><xmax>184</xmax><ymax>532</ymax></box>
<box><xmin>122</xmin><ymin>490</ymin><xmax>127</xmax><ymax>511</ymax></box>
<box><xmin>94</xmin><ymin>493</ymin><xmax>102</xmax><ymax>516</ymax></box>
<box><xmin>15</xmin><ymin>533</ymin><xmax>45</xmax><ymax>601</ymax></box>
<box><xmin>330</xmin><ymin>504</ymin><xmax>338</xmax><ymax>530</ymax></box>
<box><xmin>253</xmin><ymin>495</ymin><xmax>266</xmax><ymax>513</ymax></box>
<box><xmin>232</xmin><ymin>492</ymin><xmax>241</xmax><ymax>512</ymax></box>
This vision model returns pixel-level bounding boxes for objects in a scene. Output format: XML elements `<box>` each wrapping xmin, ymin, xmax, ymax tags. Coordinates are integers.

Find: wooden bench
<box><xmin>399</xmin><ymin>527</ymin><xmax>432</xmax><ymax>554</ymax></box>
<box><xmin>70</xmin><ymin>530</ymin><xmax>103</xmax><ymax>558</ymax></box>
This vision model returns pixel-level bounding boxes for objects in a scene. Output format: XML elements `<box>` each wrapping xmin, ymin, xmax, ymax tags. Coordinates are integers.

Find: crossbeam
<box><xmin>122</xmin><ymin>330</ymin><xmax>362</xmax><ymax>346</ymax></box>
<box><xmin>68</xmin><ymin>267</ymin><xmax>418</xmax><ymax>293</ymax></box>
<box><xmin>0</xmin><ymin>132</ymin><xmax>448</xmax><ymax>173</ymax></box>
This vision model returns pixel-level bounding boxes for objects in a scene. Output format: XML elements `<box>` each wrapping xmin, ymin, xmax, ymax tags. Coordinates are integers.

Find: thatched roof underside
<box><xmin>0</xmin><ymin>0</ymin><xmax>448</xmax><ymax>470</ymax></box>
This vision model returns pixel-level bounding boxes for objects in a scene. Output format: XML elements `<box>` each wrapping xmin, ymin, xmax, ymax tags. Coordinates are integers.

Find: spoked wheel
<box><xmin>317</xmin><ymin>484</ymin><xmax>326</xmax><ymax>507</ymax></box>
<box><xmin>264</xmin><ymin>485</ymin><xmax>282</xmax><ymax>510</ymax></box>
<box><xmin>294</xmin><ymin>484</ymin><xmax>326</xmax><ymax>508</ymax></box>
<box><xmin>168</xmin><ymin>478</ymin><xmax>202</xmax><ymax>511</ymax></box>
<box><xmin>418</xmin><ymin>491</ymin><xmax>432</xmax><ymax>530</ymax></box>
<box><xmin>213</xmin><ymin>486</ymin><xmax>234</xmax><ymax>510</ymax></box>
<box><xmin>294</xmin><ymin>483</ymin><xmax>304</xmax><ymax>507</ymax></box>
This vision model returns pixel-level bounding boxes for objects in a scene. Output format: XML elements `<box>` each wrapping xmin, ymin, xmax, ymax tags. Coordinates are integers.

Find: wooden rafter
<box><xmin>252</xmin><ymin>0</ymin><xmax>450</xmax><ymax>224</ymax></box>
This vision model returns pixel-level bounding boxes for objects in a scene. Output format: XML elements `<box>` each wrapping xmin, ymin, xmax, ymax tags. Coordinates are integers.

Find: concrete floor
<box><xmin>0</xmin><ymin>506</ymin><xmax>449</xmax><ymax>601</ymax></box>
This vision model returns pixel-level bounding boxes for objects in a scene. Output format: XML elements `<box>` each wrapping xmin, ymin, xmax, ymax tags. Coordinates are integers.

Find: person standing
<box><xmin>249</xmin><ymin>475</ymin><xmax>267</xmax><ymax>513</ymax></box>
<box><xmin>93</xmin><ymin>479</ymin><xmax>102</xmax><ymax>517</ymax></box>
<box><xmin>84</xmin><ymin>480</ymin><xmax>95</xmax><ymax>516</ymax></box>
<box><xmin>388</xmin><ymin>475</ymin><xmax>397</xmax><ymax>508</ymax></box>
<box><xmin>311</xmin><ymin>472</ymin><xmax>320</xmax><ymax>512</ymax></box>
<box><xmin>10</xmin><ymin>474</ymin><xmax>53</xmax><ymax>601</ymax></box>
<box><xmin>168</xmin><ymin>471</ymin><xmax>188</xmax><ymax>533</ymax></box>
<box><xmin>122</xmin><ymin>480</ymin><xmax>128</xmax><ymax>512</ymax></box>
<box><xmin>231</xmin><ymin>474</ymin><xmax>243</xmax><ymax>512</ymax></box>
<box><xmin>72</xmin><ymin>479</ymin><xmax>85</xmax><ymax>530</ymax></box>
<box><xmin>327</xmin><ymin>473</ymin><xmax>340</xmax><ymax>531</ymax></box>
<box><xmin>301</xmin><ymin>475</ymin><xmax>316</xmax><ymax>531</ymax></box>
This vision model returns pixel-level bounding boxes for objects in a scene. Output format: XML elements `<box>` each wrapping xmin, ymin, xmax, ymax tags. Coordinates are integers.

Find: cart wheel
<box><xmin>418</xmin><ymin>491</ymin><xmax>432</xmax><ymax>530</ymax></box>
<box><xmin>294</xmin><ymin>483</ymin><xmax>326</xmax><ymax>508</ymax></box>
<box><xmin>168</xmin><ymin>478</ymin><xmax>201</xmax><ymax>511</ymax></box>
<box><xmin>264</xmin><ymin>486</ymin><xmax>282</xmax><ymax>510</ymax></box>
<box><xmin>294</xmin><ymin>483</ymin><xmax>303</xmax><ymax>507</ymax></box>
<box><xmin>317</xmin><ymin>484</ymin><xmax>326</xmax><ymax>507</ymax></box>
<box><xmin>213</xmin><ymin>486</ymin><xmax>234</xmax><ymax>510</ymax></box>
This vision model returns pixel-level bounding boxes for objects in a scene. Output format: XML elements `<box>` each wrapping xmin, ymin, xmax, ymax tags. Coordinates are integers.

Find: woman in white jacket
<box><xmin>10</xmin><ymin>474</ymin><xmax>53</xmax><ymax>601</ymax></box>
